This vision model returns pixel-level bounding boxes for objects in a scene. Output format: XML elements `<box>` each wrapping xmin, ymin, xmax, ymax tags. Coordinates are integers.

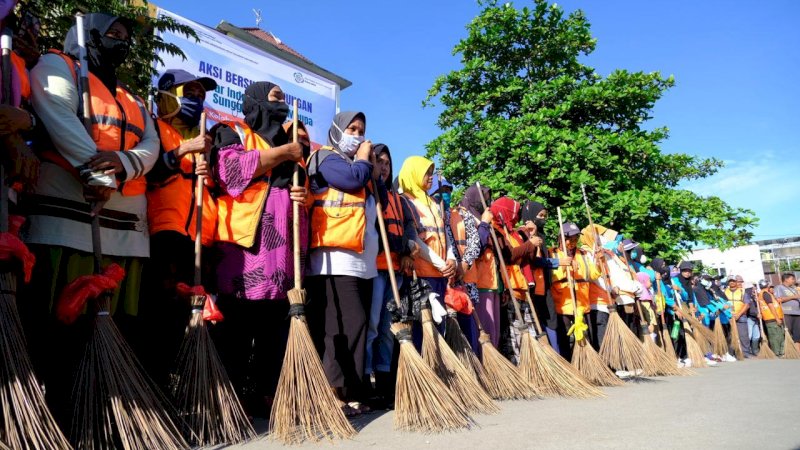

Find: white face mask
<box><xmin>333</xmin><ymin>123</ymin><xmax>364</xmax><ymax>156</ymax></box>
<box><xmin>701</xmin><ymin>279</ymin><xmax>712</xmax><ymax>288</ymax></box>
<box><xmin>640</xmin><ymin>255</ymin><xmax>648</xmax><ymax>264</ymax></box>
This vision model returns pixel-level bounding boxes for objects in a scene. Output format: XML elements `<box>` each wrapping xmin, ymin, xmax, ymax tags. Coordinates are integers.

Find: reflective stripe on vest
<box><xmin>377</xmin><ymin>191</ymin><xmax>404</xmax><ymax>271</ymax></box>
<box><xmin>146</xmin><ymin>119</ymin><xmax>217</xmax><ymax>245</ymax></box>
<box><xmin>551</xmin><ymin>247</ymin><xmax>592</xmax><ymax>315</ymax></box>
<box><xmin>214</xmin><ymin>121</ymin><xmax>272</xmax><ymax>248</ymax></box>
<box><xmin>42</xmin><ymin>51</ymin><xmax>147</xmax><ymax>196</ymax></box>
<box><xmin>408</xmin><ymin>195</ymin><xmax>446</xmax><ymax>278</ymax></box>
<box><xmin>308</xmin><ymin>147</ymin><xmax>366</xmax><ymax>253</ymax></box>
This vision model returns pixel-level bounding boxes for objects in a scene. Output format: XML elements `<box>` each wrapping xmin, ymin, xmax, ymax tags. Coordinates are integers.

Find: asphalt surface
<box><xmin>235</xmin><ymin>359</ymin><xmax>800</xmax><ymax>450</ymax></box>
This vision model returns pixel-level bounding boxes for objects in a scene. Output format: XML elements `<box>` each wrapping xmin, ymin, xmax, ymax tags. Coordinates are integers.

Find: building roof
<box><xmin>215</xmin><ymin>21</ymin><xmax>352</xmax><ymax>90</ymax></box>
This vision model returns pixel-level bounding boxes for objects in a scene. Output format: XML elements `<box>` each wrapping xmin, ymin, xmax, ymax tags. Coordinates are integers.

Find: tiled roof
<box><xmin>239</xmin><ymin>27</ymin><xmax>311</xmax><ymax>63</ymax></box>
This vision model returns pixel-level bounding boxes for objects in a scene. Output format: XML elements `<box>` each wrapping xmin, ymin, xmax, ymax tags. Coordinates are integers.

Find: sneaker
<box><xmin>682</xmin><ymin>358</ymin><xmax>693</xmax><ymax>368</ymax></box>
<box><xmin>615</xmin><ymin>370</ymin><xmax>631</xmax><ymax>379</ymax></box>
<box><xmin>722</xmin><ymin>353</ymin><xmax>737</xmax><ymax>363</ymax></box>
<box><xmin>677</xmin><ymin>361</ymin><xmax>685</xmax><ymax>369</ymax></box>
<box><xmin>705</xmin><ymin>358</ymin><xmax>719</xmax><ymax>367</ymax></box>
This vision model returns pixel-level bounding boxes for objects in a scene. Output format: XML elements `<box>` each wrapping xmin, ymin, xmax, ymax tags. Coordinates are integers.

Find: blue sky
<box><xmin>154</xmin><ymin>0</ymin><xmax>799</xmax><ymax>242</ymax></box>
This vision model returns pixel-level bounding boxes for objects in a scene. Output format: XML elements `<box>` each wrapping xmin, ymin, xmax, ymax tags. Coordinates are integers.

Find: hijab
<box><xmin>459</xmin><ymin>183</ymin><xmax>490</xmax><ymax>219</ymax></box>
<box><xmin>373</xmin><ymin>143</ymin><xmax>393</xmax><ymax>189</ymax></box>
<box><xmin>398</xmin><ymin>156</ymin><xmax>434</xmax><ymax>206</ymax></box>
<box><xmin>490</xmin><ymin>197</ymin><xmax>520</xmax><ymax>231</ymax></box>
<box><xmin>520</xmin><ymin>201</ymin><xmax>544</xmax><ymax>223</ymax></box>
<box><xmin>651</xmin><ymin>258</ymin><xmax>669</xmax><ymax>281</ymax></box>
<box><xmin>64</xmin><ymin>13</ymin><xmax>131</xmax><ymax>93</ymax></box>
<box><xmin>327</xmin><ymin>111</ymin><xmax>365</xmax><ymax>156</ymax></box>
<box><xmin>242</xmin><ymin>81</ymin><xmax>288</xmax><ymax>147</ymax></box>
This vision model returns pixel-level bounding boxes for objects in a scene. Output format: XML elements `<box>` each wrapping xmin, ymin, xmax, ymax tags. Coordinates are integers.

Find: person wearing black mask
<box><xmin>517</xmin><ymin>200</ymin><xmax>571</xmax><ymax>353</ymax></box>
<box><xmin>207</xmin><ymin>81</ymin><xmax>306</xmax><ymax>417</ymax></box>
<box><xmin>21</xmin><ymin>13</ymin><xmax>158</xmax><ymax>424</ymax></box>
<box><xmin>138</xmin><ymin>69</ymin><xmax>217</xmax><ymax>389</ymax></box>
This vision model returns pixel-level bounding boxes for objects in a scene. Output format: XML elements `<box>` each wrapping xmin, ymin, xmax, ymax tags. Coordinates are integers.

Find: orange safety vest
<box><xmin>40</xmin><ymin>51</ymin><xmax>148</xmax><ymax>196</ymax></box>
<box><xmin>146</xmin><ymin>119</ymin><xmax>217</xmax><ymax>246</ymax></box>
<box><xmin>499</xmin><ymin>226</ymin><xmax>530</xmax><ymax>300</ymax></box>
<box><xmin>376</xmin><ymin>190</ymin><xmax>404</xmax><ymax>271</ymax></box>
<box><xmin>10</xmin><ymin>52</ymin><xmax>30</xmax><ymax>102</ymax></box>
<box><xmin>307</xmin><ymin>147</ymin><xmax>367</xmax><ymax>253</ymax></box>
<box><xmin>551</xmin><ymin>247</ymin><xmax>596</xmax><ymax>315</ymax></box>
<box><xmin>725</xmin><ymin>288</ymin><xmax>747</xmax><ymax>316</ymax></box>
<box><xmin>407</xmin><ymin>195</ymin><xmax>447</xmax><ymax>278</ymax></box>
<box><xmin>589</xmin><ymin>280</ymin><xmax>613</xmax><ymax>307</ymax></box>
<box><xmin>757</xmin><ymin>291</ymin><xmax>776</xmax><ymax>322</ymax></box>
<box><xmin>450</xmin><ymin>207</ymin><xmax>498</xmax><ymax>289</ymax></box>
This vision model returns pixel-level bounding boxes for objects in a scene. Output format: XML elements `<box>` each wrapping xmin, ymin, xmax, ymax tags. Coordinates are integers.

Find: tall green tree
<box><xmin>424</xmin><ymin>0</ymin><xmax>757</xmax><ymax>261</ymax></box>
<box><xmin>20</xmin><ymin>0</ymin><xmax>195</xmax><ymax>97</ymax></box>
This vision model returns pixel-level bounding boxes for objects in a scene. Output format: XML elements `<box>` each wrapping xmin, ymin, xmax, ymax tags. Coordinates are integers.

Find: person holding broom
<box><xmin>20</xmin><ymin>12</ymin><xmax>158</xmax><ymax>424</ymax></box>
<box><xmin>139</xmin><ymin>69</ymin><xmax>217</xmax><ymax>389</ymax></box>
<box><xmin>774</xmin><ymin>273</ymin><xmax>800</xmax><ymax>354</ymax></box>
<box><xmin>550</xmin><ymin>221</ymin><xmax>603</xmax><ymax>361</ymax></box>
<box><xmin>724</xmin><ymin>275</ymin><xmax>754</xmax><ymax>356</ymax></box>
<box><xmin>305</xmin><ymin>111</ymin><xmax>379</xmax><ymax>417</ymax></box>
<box><xmin>208</xmin><ymin>81</ymin><xmax>308</xmax><ymax>418</ymax></box>
<box><xmin>760</xmin><ymin>279</ymin><xmax>786</xmax><ymax>356</ymax></box>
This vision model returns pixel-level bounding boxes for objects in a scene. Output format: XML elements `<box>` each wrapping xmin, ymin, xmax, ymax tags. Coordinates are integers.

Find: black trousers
<box><xmin>305</xmin><ymin>275</ymin><xmax>371</xmax><ymax>401</ymax></box>
<box><xmin>588</xmin><ymin>310</ymin><xmax>609</xmax><ymax>351</ymax></box>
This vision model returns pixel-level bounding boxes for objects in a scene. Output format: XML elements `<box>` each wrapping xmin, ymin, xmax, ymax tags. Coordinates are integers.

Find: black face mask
<box><xmin>177</xmin><ymin>96</ymin><xmax>204</xmax><ymax>128</ymax></box>
<box><xmin>96</xmin><ymin>35</ymin><xmax>130</xmax><ymax>68</ymax></box>
<box><xmin>264</xmin><ymin>101</ymin><xmax>289</xmax><ymax>124</ymax></box>
<box><xmin>534</xmin><ymin>218</ymin><xmax>546</xmax><ymax>231</ymax></box>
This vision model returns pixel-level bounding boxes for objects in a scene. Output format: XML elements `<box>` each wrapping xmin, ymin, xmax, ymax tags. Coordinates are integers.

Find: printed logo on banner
<box><xmin>294</xmin><ymin>72</ymin><xmax>304</xmax><ymax>83</ymax></box>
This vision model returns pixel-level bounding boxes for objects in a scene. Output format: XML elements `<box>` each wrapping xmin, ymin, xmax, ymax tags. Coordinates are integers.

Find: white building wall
<box><xmin>687</xmin><ymin>244</ymin><xmax>765</xmax><ymax>285</ymax></box>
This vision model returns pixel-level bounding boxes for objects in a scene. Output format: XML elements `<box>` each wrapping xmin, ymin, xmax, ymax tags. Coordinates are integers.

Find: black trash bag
<box><xmin>387</xmin><ymin>276</ymin><xmax>433</xmax><ymax>324</ymax></box>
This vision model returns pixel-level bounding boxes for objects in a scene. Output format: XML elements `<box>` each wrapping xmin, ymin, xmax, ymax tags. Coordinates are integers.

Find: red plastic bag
<box><xmin>0</xmin><ymin>231</ymin><xmax>35</xmax><ymax>283</ymax></box>
<box><xmin>445</xmin><ymin>285</ymin><xmax>473</xmax><ymax>315</ymax></box>
<box><xmin>56</xmin><ymin>264</ymin><xmax>126</xmax><ymax>324</ymax></box>
<box><xmin>176</xmin><ymin>282</ymin><xmax>224</xmax><ymax>322</ymax></box>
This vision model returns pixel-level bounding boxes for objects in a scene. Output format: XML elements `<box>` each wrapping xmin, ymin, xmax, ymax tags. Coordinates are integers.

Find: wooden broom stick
<box><xmin>193</xmin><ymin>112</ymin><xmax>206</xmax><ymax>286</ymax></box>
<box><xmin>292</xmin><ymin>101</ymin><xmax>301</xmax><ymax>291</ymax></box>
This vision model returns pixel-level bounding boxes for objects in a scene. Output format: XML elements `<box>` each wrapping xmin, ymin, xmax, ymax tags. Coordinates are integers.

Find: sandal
<box><xmin>348</xmin><ymin>401</ymin><xmax>372</xmax><ymax>415</ymax></box>
<box><xmin>340</xmin><ymin>402</ymin><xmax>359</xmax><ymax>417</ymax></box>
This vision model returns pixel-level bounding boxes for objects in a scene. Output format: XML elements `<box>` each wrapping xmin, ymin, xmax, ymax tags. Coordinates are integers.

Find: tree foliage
<box><xmin>20</xmin><ymin>0</ymin><xmax>195</xmax><ymax>97</ymax></box>
<box><xmin>425</xmin><ymin>0</ymin><xmax>757</xmax><ymax>261</ymax></box>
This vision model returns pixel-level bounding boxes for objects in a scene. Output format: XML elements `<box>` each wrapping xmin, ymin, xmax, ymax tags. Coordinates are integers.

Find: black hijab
<box><xmin>373</xmin><ymin>143</ymin><xmax>393</xmax><ymax>189</ymax></box>
<box><xmin>521</xmin><ymin>201</ymin><xmax>545</xmax><ymax>223</ymax></box>
<box><xmin>459</xmin><ymin>183</ymin><xmax>490</xmax><ymax>219</ymax></box>
<box><xmin>242</xmin><ymin>81</ymin><xmax>289</xmax><ymax>147</ymax></box>
<box><xmin>64</xmin><ymin>13</ymin><xmax>131</xmax><ymax>93</ymax></box>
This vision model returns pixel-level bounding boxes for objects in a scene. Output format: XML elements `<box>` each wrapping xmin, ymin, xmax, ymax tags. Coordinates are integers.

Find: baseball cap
<box><xmin>622</xmin><ymin>239</ymin><xmax>638</xmax><ymax>251</ymax></box>
<box><xmin>735</xmin><ymin>275</ymin><xmax>744</xmax><ymax>282</ymax></box>
<box><xmin>678</xmin><ymin>261</ymin><xmax>694</xmax><ymax>271</ymax></box>
<box><xmin>157</xmin><ymin>69</ymin><xmax>217</xmax><ymax>93</ymax></box>
<box><xmin>561</xmin><ymin>222</ymin><xmax>581</xmax><ymax>237</ymax></box>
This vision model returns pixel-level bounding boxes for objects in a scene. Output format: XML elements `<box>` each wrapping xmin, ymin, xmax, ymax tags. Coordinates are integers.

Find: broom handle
<box><xmin>580</xmin><ymin>184</ymin><xmax>617</xmax><ymax>306</ymax></box>
<box><xmin>193</xmin><ymin>112</ymin><xmax>207</xmax><ymax>287</ymax></box>
<box><xmin>291</xmin><ymin>100</ymin><xmax>301</xmax><ymax>290</ymax></box>
<box><xmin>755</xmin><ymin>289</ymin><xmax>768</xmax><ymax>341</ymax></box>
<box><xmin>1</xmin><ymin>28</ymin><xmax>11</xmax><ymax>233</ymax></box>
<box><xmin>622</xmin><ymin>252</ymin><xmax>649</xmax><ymax>331</ymax></box>
<box><xmin>375</xmin><ymin>182</ymin><xmax>402</xmax><ymax>308</ymax></box>
<box><xmin>555</xmin><ymin>207</ymin><xmax>582</xmax><ymax>329</ymax></box>
<box><xmin>474</xmin><ymin>182</ymin><xmax>526</xmax><ymax>324</ymax></box>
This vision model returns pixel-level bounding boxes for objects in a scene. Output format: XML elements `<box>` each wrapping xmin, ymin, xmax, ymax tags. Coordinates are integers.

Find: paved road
<box><xmin>235</xmin><ymin>359</ymin><xmax>800</xmax><ymax>450</ymax></box>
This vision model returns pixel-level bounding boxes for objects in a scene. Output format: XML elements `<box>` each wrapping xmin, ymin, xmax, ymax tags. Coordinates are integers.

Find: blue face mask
<box><xmin>177</xmin><ymin>96</ymin><xmax>204</xmax><ymax>128</ymax></box>
<box><xmin>441</xmin><ymin>192</ymin><xmax>452</xmax><ymax>209</ymax></box>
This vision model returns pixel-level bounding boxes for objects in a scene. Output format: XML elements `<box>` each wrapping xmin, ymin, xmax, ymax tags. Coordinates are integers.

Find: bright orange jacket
<box><xmin>215</xmin><ymin>122</ymin><xmax>272</xmax><ymax>247</ymax></box>
<box><xmin>407</xmin><ymin>195</ymin><xmax>447</xmax><ymax>278</ymax></box>
<box><xmin>308</xmin><ymin>147</ymin><xmax>367</xmax><ymax>253</ymax></box>
<box><xmin>146</xmin><ymin>119</ymin><xmax>217</xmax><ymax>245</ymax></box>
<box><xmin>10</xmin><ymin>51</ymin><xmax>30</xmax><ymax>102</ymax></box>
<box><xmin>551</xmin><ymin>247</ymin><xmax>601</xmax><ymax>315</ymax></box>
<box><xmin>499</xmin><ymin>226</ymin><xmax>530</xmax><ymax>300</ymax></box>
<box><xmin>376</xmin><ymin>190</ymin><xmax>404</xmax><ymax>271</ymax></box>
<box><xmin>450</xmin><ymin>207</ymin><xmax>498</xmax><ymax>289</ymax></box>
<box><xmin>757</xmin><ymin>291</ymin><xmax>777</xmax><ymax>322</ymax></box>
<box><xmin>40</xmin><ymin>51</ymin><xmax>148</xmax><ymax>196</ymax></box>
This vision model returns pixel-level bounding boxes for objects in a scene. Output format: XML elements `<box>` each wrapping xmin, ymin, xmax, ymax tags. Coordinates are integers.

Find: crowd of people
<box><xmin>1</xmin><ymin>8</ymin><xmax>799</xmax><ymax>433</ymax></box>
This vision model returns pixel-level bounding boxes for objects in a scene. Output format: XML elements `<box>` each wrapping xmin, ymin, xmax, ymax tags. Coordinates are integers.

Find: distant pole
<box><xmin>253</xmin><ymin>9</ymin><xmax>263</xmax><ymax>28</ymax></box>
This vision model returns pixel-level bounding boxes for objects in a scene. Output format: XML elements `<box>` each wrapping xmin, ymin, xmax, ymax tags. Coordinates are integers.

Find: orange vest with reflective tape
<box><xmin>551</xmin><ymin>247</ymin><xmax>594</xmax><ymax>315</ymax></box>
<box><xmin>377</xmin><ymin>190</ymin><xmax>404</xmax><ymax>271</ymax></box>
<box><xmin>146</xmin><ymin>119</ymin><xmax>217</xmax><ymax>245</ymax></box>
<box><xmin>499</xmin><ymin>226</ymin><xmax>529</xmax><ymax>300</ymax></box>
<box><xmin>450</xmin><ymin>207</ymin><xmax>498</xmax><ymax>289</ymax></box>
<box><xmin>214</xmin><ymin>121</ymin><xmax>273</xmax><ymax>248</ymax></box>
<box><xmin>308</xmin><ymin>147</ymin><xmax>367</xmax><ymax>253</ymax></box>
<box><xmin>41</xmin><ymin>51</ymin><xmax>148</xmax><ymax>196</ymax></box>
<box><xmin>757</xmin><ymin>291</ymin><xmax>776</xmax><ymax>322</ymax></box>
<box><xmin>408</xmin><ymin>195</ymin><xmax>447</xmax><ymax>278</ymax></box>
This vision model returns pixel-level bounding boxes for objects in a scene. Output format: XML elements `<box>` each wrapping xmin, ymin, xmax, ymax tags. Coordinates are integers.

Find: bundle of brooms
<box><xmin>680</xmin><ymin>305</ymin><xmax>714</xmax><ymax>353</ymax></box>
<box><xmin>375</xmin><ymin>183</ymin><xmax>472</xmax><ymax>433</ymax></box>
<box><xmin>170</xmin><ymin>114</ymin><xmax>255</xmax><ymax>446</ymax></box>
<box><xmin>481</xmin><ymin>186</ymin><xmax>601</xmax><ymax>398</ymax></box>
<box><xmin>269</xmin><ymin>102</ymin><xmax>355</xmax><ymax>443</ymax></box>
<box><xmin>555</xmin><ymin>208</ymin><xmax>622</xmax><ymax>388</ymax></box>
<box><xmin>635</xmin><ymin>301</ymin><xmax>684</xmax><ymax>377</ymax></box>
<box><xmin>0</xmin><ymin>27</ymin><xmax>71</xmax><ymax>450</ymax></box>
<box><xmin>783</xmin><ymin>326</ymin><xmax>800</xmax><ymax>359</ymax></box>
<box><xmin>754</xmin><ymin>297</ymin><xmax>777</xmax><ymax>360</ymax></box>
<box><xmin>711</xmin><ymin>316</ymin><xmax>729</xmax><ymax>359</ymax></box>
<box><xmin>470</xmin><ymin>312</ymin><xmax>536</xmax><ymax>400</ymax></box>
<box><xmin>728</xmin><ymin>318</ymin><xmax>745</xmax><ymax>360</ymax></box>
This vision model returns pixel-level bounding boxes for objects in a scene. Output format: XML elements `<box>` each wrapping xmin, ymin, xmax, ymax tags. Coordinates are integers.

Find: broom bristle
<box><xmin>0</xmin><ymin>272</ymin><xmax>72</xmax><ymax>450</ymax></box>
<box><xmin>421</xmin><ymin>311</ymin><xmax>498</xmax><ymax>415</ymax></box>
<box><xmin>757</xmin><ymin>338</ymin><xmax>777</xmax><ymax>359</ymax></box>
<box><xmin>71</xmin><ymin>296</ymin><xmax>190</xmax><ymax>450</ymax></box>
<box><xmin>783</xmin><ymin>330</ymin><xmax>800</xmax><ymax>359</ymax></box>
<box><xmin>269</xmin><ymin>288</ymin><xmax>355</xmax><ymax>444</ymax></box>
<box><xmin>684</xmin><ymin>327</ymin><xmax>708</xmax><ymax>368</ymax></box>
<box><xmin>522</xmin><ymin>332</ymin><xmax>603</xmax><ymax>398</ymax></box>
<box><xmin>571</xmin><ymin>340</ymin><xmax>623</xmax><ymax>387</ymax></box>
<box><xmin>660</xmin><ymin>328</ymin><xmax>677</xmax><ymax>361</ymax></box>
<box><xmin>641</xmin><ymin>333</ymin><xmax>685</xmax><ymax>377</ymax></box>
<box><xmin>391</xmin><ymin>322</ymin><xmax>473</xmax><ymax>432</ymax></box>
<box><xmin>172</xmin><ymin>296</ymin><xmax>255</xmax><ymax>447</ymax></box>
<box><xmin>712</xmin><ymin>317</ymin><xmax>729</xmax><ymax>357</ymax></box>
<box><xmin>728</xmin><ymin>320</ymin><xmax>745</xmax><ymax>360</ymax></box>
<box><xmin>477</xmin><ymin>332</ymin><xmax>537</xmax><ymax>400</ymax></box>
<box><xmin>600</xmin><ymin>311</ymin><xmax>650</xmax><ymax>373</ymax></box>
<box><xmin>444</xmin><ymin>317</ymin><xmax>500</xmax><ymax>407</ymax></box>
